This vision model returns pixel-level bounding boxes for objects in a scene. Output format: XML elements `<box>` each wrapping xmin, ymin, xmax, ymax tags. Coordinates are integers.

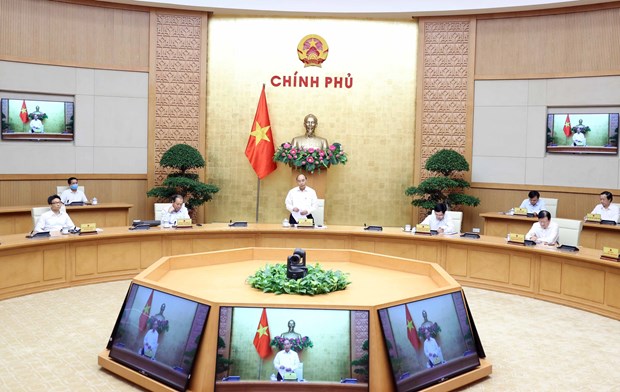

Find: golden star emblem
<box><xmin>250</xmin><ymin>122</ymin><xmax>271</xmax><ymax>146</ymax></box>
<box><xmin>407</xmin><ymin>320</ymin><xmax>414</xmax><ymax>332</ymax></box>
<box><xmin>256</xmin><ymin>323</ymin><xmax>269</xmax><ymax>337</ymax></box>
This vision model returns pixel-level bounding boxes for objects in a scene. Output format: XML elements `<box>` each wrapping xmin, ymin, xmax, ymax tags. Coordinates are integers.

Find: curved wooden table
<box><xmin>1</xmin><ymin>223</ymin><xmax>619</xmax><ymax>320</ymax></box>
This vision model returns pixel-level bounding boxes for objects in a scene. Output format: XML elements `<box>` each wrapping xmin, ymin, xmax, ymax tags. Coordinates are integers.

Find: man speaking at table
<box><xmin>285</xmin><ymin>174</ymin><xmax>317</xmax><ymax>225</ymax></box>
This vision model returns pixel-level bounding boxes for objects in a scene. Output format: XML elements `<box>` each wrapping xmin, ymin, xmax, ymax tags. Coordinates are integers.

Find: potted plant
<box><xmin>147</xmin><ymin>144</ymin><xmax>219</xmax><ymax>217</ymax></box>
<box><xmin>405</xmin><ymin>149</ymin><xmax>480</xmax><ymax>212</ymax></box>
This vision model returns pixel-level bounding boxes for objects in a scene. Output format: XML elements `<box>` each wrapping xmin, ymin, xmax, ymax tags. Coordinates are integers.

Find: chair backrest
<box><xmin>540</xmin><ymin>198</ymin><xmax>558</xmax><ymax>217</ymax></box>
<box><xmin>154</xmin><ymin>203</ymin><xmax>172</xmax><ymax>221</ymax></box>
<box><xmin>56</xmin><ymin>185</ymin><xmax>85</xmax><ymax>195</ymax></box>
<box><xmin>431</xmin><ymin>210</ymin><xmax>462</xmax><ymax>233</ymax></box>
<box><xmin>313</xmin><ymin>199</ymin><xmax>325</xmax><ymax>226</ymax></box>
<box><xmin>613</xmin><ymin>203</ymin><xmax>620</xmax><ymax>222</ymax></box>
<box><xmin>31</xmin><ymin>206</ymin><xmax>51</xmax><ymax>228</ymax></box>
<box><xmin>295</xmin><ymin>362</ymin><xmax>303</xmax><ymax>381</ymax></box>
<box><xmin>554</xmin><ymin>218</ymin><xmax>583</xmax><ymax>247</ymax></box>
<box><xmin>445</xmin><ymin>211</ymin><xmax>463</xmax><ymax>233</ymax></box>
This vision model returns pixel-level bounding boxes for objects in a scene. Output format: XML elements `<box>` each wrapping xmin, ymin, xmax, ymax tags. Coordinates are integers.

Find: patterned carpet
<box><xmin>0</xmin><ymin>281</ymin><xmax>619</xmax><ymax>391</ymax></box>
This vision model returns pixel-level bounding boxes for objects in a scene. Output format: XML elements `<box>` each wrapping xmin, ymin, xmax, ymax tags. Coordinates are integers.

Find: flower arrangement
<box><xmin>271</xmin><ymin>335</ymin><xmax>314</xmax><ymax>352</ymax></box>
<box><xmin>146</xmin><ymin>317</ymin><xmax>170</xmax><ymax>334</ymax></box>
<box><xmin>273</xmin><ymin>142</ymin><xmax>348</xmax><ymax>174</ymax></box>
<box><xmin>246</xmin><ymin>263</ymin><xmax>351</xmax><ymax>295</ymax></box>
<box><xmin>417</xmin><ymin>322</ymin><xmax>441</xmax><ymax>341</ymax></box>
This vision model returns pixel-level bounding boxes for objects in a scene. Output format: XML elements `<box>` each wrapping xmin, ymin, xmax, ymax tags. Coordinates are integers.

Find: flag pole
<box><xmin>255</xmin><ymin>178</ymin><xmax>260</xmax><ymax>223</ymax></box>
<box><xmin>257</xmin><ymin>359</ymin><xmax>263</xmax><ymax>380</ymax></box>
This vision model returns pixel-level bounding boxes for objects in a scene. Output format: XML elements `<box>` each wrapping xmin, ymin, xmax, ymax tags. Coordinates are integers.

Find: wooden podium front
<box><xmin>98</xmin><ymin>248</ymin><xmax>491</xmax><ymax>392</ymax></box>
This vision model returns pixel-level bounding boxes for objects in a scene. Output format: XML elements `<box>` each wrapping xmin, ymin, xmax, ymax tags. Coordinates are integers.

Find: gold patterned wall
<box><xmin>415</xmin><ymin>19</ymin><xmax>473</xmax><ymax>220</ymax></box>
<box><xmin>206</xmin><ymin>16</ymin><xmax>417</xmax><ymax>226</ymax></box>
<box><xmin>150</xmin><ymin>12</ymin><xmax>207</xmax><ymax>190</ymax></box>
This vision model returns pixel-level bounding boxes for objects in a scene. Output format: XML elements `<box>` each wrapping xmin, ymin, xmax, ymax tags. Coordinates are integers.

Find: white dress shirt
<box><xmin>285</xmin><ymin>186</ymin><xmax>318</xmax><ymax>220</ymax></box>
<box><xmin>161</xmin><ymin>204</ymin><xmax>190</xmax><ymax>224</ymax></box>
<box><xmin>526</xmin><ymin>221</ymin><xmax>559</xmax><ymax>244</ymax></box>
<box><xmin>60</xmin><ymin>189</ymin><xmax>88</xmax><ymax>204</ymax></box>
<box><xmin>420</xmin><ymin>213</ymin><xmax>456</xmax><ymax>234</ymax></box>
<box><xmin>591</xmin><ymin>203</ymin><xmax>620</xmax><ymax>223</ymax></box>
<box><xmin>34</xmin><ymin>210</ymin><xmax>75</xmax><ymax>232</ymax></box>
<box><xmin>519</xmin><ymin>198</ymin><xmax>546</xmax><ymax>214</ymax></box>
<box><xmin>273</xmin><ymin>349</ymin><xmax>300</xmax><ymax>372</ymax></box>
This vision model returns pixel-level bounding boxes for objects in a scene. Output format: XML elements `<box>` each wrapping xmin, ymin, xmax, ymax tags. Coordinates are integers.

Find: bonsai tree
<box><xmin>350</xmin><ymin>339</ymin><xmax>369</xmax><ymax>382</ymax></box>
<box><xmin>147</xmin><ymin>143</ymin><xmax>219</xmax><ymax>214</ymax></box>
<box><xmin>405</xmin><ymin>149</ymin><xmax>480</xmax><ymax>212</ymax></box>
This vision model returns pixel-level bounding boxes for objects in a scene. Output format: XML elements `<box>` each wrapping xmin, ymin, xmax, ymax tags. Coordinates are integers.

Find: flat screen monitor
<box><xmin>107</xmin><ymin>283</ymin><xmax>211</xmax><ymax>392</ymax></box>
<box><xmin>377</xmin><ymin>291</ymin><xmax>481</xmax><ymax>392</ymax></box>
<box><xmin>216</xmin><ymin>306</ymin><xmax>369</xmax><ymax>390</ymax></box>
<box><xmin>546</xmin><ymin>111</ymin><xmax>619</xmax><ymax>155</ymax></box>
<box><xmin>1</xmin><ymin>97</ymin><xmax>74</xmax><ymax>141</ymax></box>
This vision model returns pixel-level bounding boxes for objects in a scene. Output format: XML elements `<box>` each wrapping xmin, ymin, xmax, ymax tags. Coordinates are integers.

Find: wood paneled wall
<box><xmin>0</xmin><ymin>174</ymin><xmax>149</xmax><ymax>221</ymax></box>
<box><xmin>462</xmin><ymin>183</ymin><xmax>616</xmax><ymax>232</ymax></box>
<box><xmin>475</xmin><ymin>6</ymin><xmax>620</xmax><ymax>79</ymax></box>
<box><xmin>0</xmin><ymin>0</ymin><xmax>149</xmax><ymax>71</ymax></box>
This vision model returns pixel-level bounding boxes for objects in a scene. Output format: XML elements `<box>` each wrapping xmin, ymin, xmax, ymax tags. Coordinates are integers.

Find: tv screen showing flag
<box><xmin>216</xmin><ymin>306</ymin><xmax>369</xmax><ymax>389</ymax></box>
<box><xmin>1</xmin><ymin>97</ymin><xmax>74</xmax><ymax>141</ymax></box>
<box><xmin>107</xmin><ymin>283</ymin><xmax>210</xmax><ymax>392</ymax></box>
<box><xmin>377</xmin><ymin>291</ymin><xmax>482</xmax><ymax>392</ymax></box>
<box><xmin>546</xmin><ymin>110</ymin><xmax>619</xmax><ymax>155</ymax></box>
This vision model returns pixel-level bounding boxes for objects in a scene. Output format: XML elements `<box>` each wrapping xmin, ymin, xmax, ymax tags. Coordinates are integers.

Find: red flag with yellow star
<box><xmin>406</xmin><ymin>305</ymin><xmax>420</xmax><ymax>350</ymax></box>
<box><xmin>138</xmin><ymin>290</ymin><xmax>153</xmax><ymax>332</ymax></box>
<box><xmin>19</xmin><ymin>100</ymin><xmax>29</xmax><ymax>123</ymax></box>
<box><xmin>253</xmin><ymin>308</ymin><xmax>272</xmax><ymax>359</ymax></box>
<box><xmin>563</xmin><ymin>114</ymin><xmax>572</xmax><ymax>137</ymax></box>
<box><xmin>245</xmin><ymin>85</ymin><xmax>277</xmax><ymax>179</ymax></box>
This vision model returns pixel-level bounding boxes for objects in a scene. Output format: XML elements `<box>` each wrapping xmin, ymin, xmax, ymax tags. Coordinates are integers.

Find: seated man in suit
<box><xmin>590</xmin><ymin>191</ymin><xmax>619</xmax><ymax>222</ymax></box>
<box><xmin>419</xmin><ymin>203</ymin><xmax>456</xmax><ymax>234</ymax></box>
<box><xmin>34</xmin><ymin>194</ymin><xmax>75</xmax><ymax>233</ymax></box>
<box><xmin>60</xmin><ymin>177</ymin><xmax>88</xmax><ymax>205</ymax></box>
<box><xmin>519</xmin><ymin>190</ymin><xmax>546</xmax><ymax>214</ymax></box>
<box><xmin>161</xmin><ymin>194</ymin><xmax>190</xmax><ymax>225</ymax></box>
<box><xmin>525</xmin><ymin>210</ymin><xmax>559</xmax><ymax>245</ymax></box>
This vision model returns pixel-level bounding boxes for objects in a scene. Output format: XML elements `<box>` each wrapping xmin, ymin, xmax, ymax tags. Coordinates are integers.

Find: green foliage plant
<box><xmin>147</xmin><ymin>144</ymin><xmax>219</xmax><ymax>212</ymax></box>
<box><xmin>246</xmin><ymin>263</ymin><xmax>351</xmax><ymax>295</ymax></box>
<box><xmin>350</xmin><ymin>339</ymin><xmax>369</xmax><ymax>380</ymax></box>
<box><xmin>215</xmin><ymin>336</ymin><xmax>233</xmax><ymax>374</ymax></box>
<box><xmin>405</xmin><ymin>149</ymin><xmax>480</xmax><ymax>212</ymax></box>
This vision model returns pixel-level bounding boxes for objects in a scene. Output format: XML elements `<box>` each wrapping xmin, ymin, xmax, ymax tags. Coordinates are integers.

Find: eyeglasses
<box><xmin>51</xmin><ymin>201</ymin><xmax>63</xmax><ymax>205</ymax></box>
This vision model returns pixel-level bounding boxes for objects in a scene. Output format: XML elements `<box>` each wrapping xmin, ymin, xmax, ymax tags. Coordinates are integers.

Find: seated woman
<box><xmin>34</xmin><ymin>195</ymin><xmax>75</xmax><ymax>233</ymax></box>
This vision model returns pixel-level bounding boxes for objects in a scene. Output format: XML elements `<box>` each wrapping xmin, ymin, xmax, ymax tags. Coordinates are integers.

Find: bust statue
<box><xmin>291</xmin><ymin>114</ymin><xmax>329</xmax><ymax>150</ymax></box>
<box><xmin>280</xmin><ymin>319</ymin><xmax>302</xmax><ymax>340</ymax></box>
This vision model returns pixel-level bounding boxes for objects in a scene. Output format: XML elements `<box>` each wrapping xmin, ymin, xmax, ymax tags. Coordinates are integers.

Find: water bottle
<box><xmin>92</xmin><ymin>197</ymin><xmax>98</xmax><ymax>205</ymax></box>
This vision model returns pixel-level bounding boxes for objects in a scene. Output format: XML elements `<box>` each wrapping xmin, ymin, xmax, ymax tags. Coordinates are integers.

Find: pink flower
<box><xmin>329</xmin><ymin>145</ymin><xmax>336</xmax><ymax>151</ymax></box>
<box><xmin>281</xmin><ymin>153</ymin><xmax>286</xmax><ymax>156</ymax></box>
<box><xmin>283</xmin><ymin>143</ymin><xmax>291</xmax><ymax>149</ymax></box>
<box><xmin>319</xmin><ymin>151</ymin><xmax>324</xmax><ymax>157</ymax></box>
<box><xmin>301</xmin><ymin>161</ymin><xmax>306</xmax><ymax>165</ymax></box>
<box><xmin>307</xmin><ymin>157</ymin><xmax>314</xmax><ymax>163</ymax></box>
<box><xmin>308</xmin><ymin>148</ymin><xmax>315</xmax><ymax>153</ymax></box>
<box><xmin>291</xmin><ymin>149</ymin><xmax>297</xmax><ymax>154</ymax></box>
<box><xmin>287</xmin><ymin>154</ymin><xmax>292</xmax><ymax>159</ymax></box>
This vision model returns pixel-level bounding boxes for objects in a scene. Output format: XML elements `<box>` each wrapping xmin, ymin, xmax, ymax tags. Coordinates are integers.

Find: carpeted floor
<box><xmin>0</xmin><ymin>281</ymin><xmax>619</xmax><ymax>391</ymax></box>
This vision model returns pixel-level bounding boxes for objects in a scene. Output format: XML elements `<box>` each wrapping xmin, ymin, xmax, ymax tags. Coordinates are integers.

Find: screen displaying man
<box><xmin>519</xmin><ymin>190</ymin><xmax>546</xmax><ymax>214</ymax></box>
<box><xmin>590</xmin><ymin>191</ymin><xmax>619</xmax><ymax>223</ymax></box>
<box><xmin>34</xmin><ymin>194</ymin><xmax>75</xmax><ymax>232</ymax></box>
<box><xmin>273</xmin><ymin>339</ymin><xmax>299</xmax><ymax>381</ymax></box>
<box><xmin>419</xmin><ymin>203</ymin><xmax>456</xmax><ymax>234</ymax></box>
<box><xmin>525</xmin><ymin>210</ymin><xmax>559</xmax><ymax>245</ymax></box>
<box><xmin>60</xmin><ymin>177</ymin><xmax>88</xmax><ymax>205</ymax></box>
<box><xmin>161</xmin><ymin>195</ymin><xmax>190</xmax><ymax>225</ymax></box>
<box><xmin>285</xmin><ymin>174</ymin><xmax>317</xmax><ymax>224</ymax></box>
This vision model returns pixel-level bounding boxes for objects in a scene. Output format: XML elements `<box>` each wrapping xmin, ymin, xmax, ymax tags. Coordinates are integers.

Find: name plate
<box><xmin>80</xmin><ymin>222</ymin><xmax>97</xmax><ymax>234</ymax></box>
<box><xmin>585</xmin><ymin>213</ymin><xmax>601</xmax><ymax>222</ymax></box>
<box><xmin>415</xmin><ymin>224</ymin><xmax>431</xmax><ymax>234</ymax></box>
<box><xmin>297</xmin><ymin>218</ymin><xmax>314</xmax><ymax>227</ymax></box>
<box><xmin>508</xmin><ymin>233</ymin><xmax>525</xmax><ymax>243</ymax></box>
<box><xmin>601</xmin><ymin>246</ymin><xmax>620</xmax><ymax>261</ymax></box>
<box><xmin>176</xmin><ymin>218</ymin><xmax>192</xmax><ymax>228</ymax></box>
<box><xmin>513</xmin><ymin>207</ymin><xmax>528</xmax><ymax>216</ymax></box>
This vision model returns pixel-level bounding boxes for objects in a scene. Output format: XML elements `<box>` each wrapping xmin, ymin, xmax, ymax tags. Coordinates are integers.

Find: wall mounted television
<box><xmin>0</xmin><ymin>97</ymin><xmax>74</xmax><ymax>141</ymax></box>
<box><xmin>216</xmin><ymin>306</ymin><xmax>369</xmax><ymax>389</ymax></box>
<box><xmin>546</xmin><ymin>110</ymin><xmax>619</xmax><ymax>155</ymax></box>
<box><xmin>106</xmin><ymin>283</ymin><xmax>211</xmax><ymax>392</ymax></box>
<box><xmin>377</xmin><ymin>290</ymin><xmax>483</xmax><ymax>392</ymax></box>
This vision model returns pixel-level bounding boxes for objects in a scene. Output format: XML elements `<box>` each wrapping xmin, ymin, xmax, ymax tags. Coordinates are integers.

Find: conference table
<box><xmin>1</xmin><ymin>223</ymin><xmax>619</xmax><ymax>321</ymax></box>
<box><xmin>480</xmin><ymin>212</ymin><xmax>620</xmax><ymax>250</ymax></box>
<box><xmin>0</xmin><ymin>203</ymin><xmax>133</xmax><ymax>235</ymax></box>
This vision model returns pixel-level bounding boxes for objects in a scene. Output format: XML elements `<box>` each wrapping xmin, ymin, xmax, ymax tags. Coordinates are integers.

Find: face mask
<box><xmin>70</xmin><ymin>184</ymin><xmax>78</xmax><ymax>191</ymax></box>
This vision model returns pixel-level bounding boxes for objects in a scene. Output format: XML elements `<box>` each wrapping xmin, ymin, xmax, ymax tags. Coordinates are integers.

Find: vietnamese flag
<box><xmin>138</xmin><ymin>290</ymin><xmax>153</xmax><ymax>332</ymax></box>
<box><xmin>19</xmin><ymin>100</ymin><xmax>29</xmax><ymax>123</ymax></box>
<box><xmin>245</xmin><ymin>85</ymin><xmax>277</xmax><ymax>179</ymax></box>
<box><xmin>406</xmin><ymin>305</ymin><xmax>420</xmax><ymax>350</ymax></box>
<box><xmin>563</xmin><ymin>114</ymin><xmax>572</xmax><ymax>137</ymax></box>
<box><xmin>253</xmin><ymin>308</ymin><xmax>272</xmax><ymax>359</ymax></box>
